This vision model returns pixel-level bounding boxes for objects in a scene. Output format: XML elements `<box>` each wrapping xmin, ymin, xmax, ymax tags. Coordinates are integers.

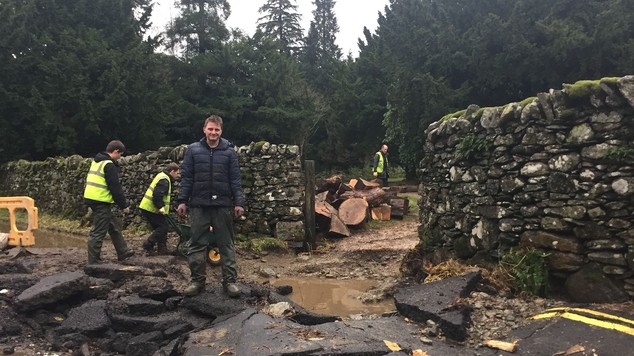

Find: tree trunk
<box><xmin>338</xmin><ymin>198</ymin><xmax>369</xmax><ymax>226</ymax></box>
<box><xmin>339</xmin><ymin>187</ymin><xmax>386</xmax><ymax>207</ymax></box>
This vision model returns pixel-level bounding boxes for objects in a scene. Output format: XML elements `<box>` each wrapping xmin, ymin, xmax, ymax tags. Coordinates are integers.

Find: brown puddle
<box><xmin>1</xmin><ymin>221</ymin><xmax>85</xmax><ymax>248</ymax></box>
<box><xmin>30</xmin><ymin>230</ymin><xmax>86</xmax><ymax>248</ymax></box>
<box><xmin>271</xmin><ymin>278</ymin><xmax>396</xmax><ymax>317</ymax></box>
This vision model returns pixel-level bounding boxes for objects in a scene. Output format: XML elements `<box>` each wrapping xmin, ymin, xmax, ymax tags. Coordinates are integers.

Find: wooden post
<box><xmin>304</xmin><ymin>160</ymin><xmax>316</xmax><ymax>251</ymax></box>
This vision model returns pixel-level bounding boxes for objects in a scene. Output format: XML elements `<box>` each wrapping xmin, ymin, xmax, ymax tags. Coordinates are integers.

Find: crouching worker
<box><xmin>139</xmin><ymin>163</ymin><xmax>180</xmax><ymax>255</ymax></box>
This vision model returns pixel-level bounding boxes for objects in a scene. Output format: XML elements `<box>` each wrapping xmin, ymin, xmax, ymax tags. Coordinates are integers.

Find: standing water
<box><xmin>0</xmin><ymin>220</ymin><xmax>85</xmax><ymax>248</ymax></box>
<box><xmin>271</xmin><ymin>278</ymin><xmax>395</xmax><ymax>317</ymax></box>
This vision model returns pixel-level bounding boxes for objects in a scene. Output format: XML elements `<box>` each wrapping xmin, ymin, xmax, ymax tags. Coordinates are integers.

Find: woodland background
<box><xmin>1</xmin><ymin>0</ymin><xmax>633</xmax><ymax>178</ymax></box>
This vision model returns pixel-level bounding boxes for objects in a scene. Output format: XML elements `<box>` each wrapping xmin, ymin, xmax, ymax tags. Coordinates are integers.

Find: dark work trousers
<box><xmin>189</xmin><ymin>207</ymin><xmax>237</xmax><ymax>285</ymax></box>
<box><xmin>376</xmin><ymin>173</ymin><xmax>388</xmax><ymax>187</ymax></box>
<box><xmin>140</xmin><ymin>210</ymin><xmax>168</xmax><ymax>247</ymax></box>
<box><xmin>87</xmin><ymin>204</ymin><xmax>130</xmax><ymax>263</ymax></box>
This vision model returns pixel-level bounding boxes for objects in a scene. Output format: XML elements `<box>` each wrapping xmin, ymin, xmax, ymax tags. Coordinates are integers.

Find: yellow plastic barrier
<box><xmin>0</xmin><ymin>196</ymin><xmax>38</xmax><ymax>247</ymax></box>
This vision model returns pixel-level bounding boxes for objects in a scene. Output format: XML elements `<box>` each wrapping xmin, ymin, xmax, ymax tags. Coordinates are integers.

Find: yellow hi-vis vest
<box><xmin>139</xmin><ymin>172</ymin><xmax>171</xmax><ymax>213</ymax></box>
<box><xmin>374</xmin><ymin>152</ymin><xmax>387</xmax><ymax>174</ymax></box>
<box><xmin>83</xmin><ymin>160</ymin><xmax>114</xmax><ymax>203</ymax></box>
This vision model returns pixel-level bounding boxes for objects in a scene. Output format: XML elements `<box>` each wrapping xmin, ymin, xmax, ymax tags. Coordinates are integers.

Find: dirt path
<box><xmin>236</xmin><ymin>217</ymin><xmax>420</xmax><ymax>283</ymax></box>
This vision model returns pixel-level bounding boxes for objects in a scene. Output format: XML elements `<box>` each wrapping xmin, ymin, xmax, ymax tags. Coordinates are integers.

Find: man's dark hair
<box><xmin>203</xmin><ymin>115</ymin><xmax>223</xmax><ymax>128</ymax></box>
<box><xmin>106</xmin><ymin>140</ymin><xmax>125</xmax><ymax>153</ymax></box>
<box><xmin>165</xmin><ymin>163</ymin><xmax>180</xmax><ymax>173</ymax></box>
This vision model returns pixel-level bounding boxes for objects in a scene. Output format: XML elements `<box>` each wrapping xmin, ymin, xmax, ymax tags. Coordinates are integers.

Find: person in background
<box><xmin>176</xmin><ymin>115</ymin><xmax>245</xmax><ymax>298</ymax></box>
<box><xmin>139</xmin><ymin>163</ymin><xmax>180</xmax><ymax>255</ymax></box>
<box><xmin>83</xmin><ymin>140</ymin><xmax>135</xmax><ymax>264</ymax></box>
<box><xmin>372</xmin><ymin>144</ymin><xmax>389</xmax><ymax>187</ymax></box>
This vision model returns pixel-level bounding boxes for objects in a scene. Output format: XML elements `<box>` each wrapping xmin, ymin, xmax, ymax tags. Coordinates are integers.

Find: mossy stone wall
<box><xmin>0</xmin><ymin>142</ymin><xmax>304</xmax><ymax>241</ymax></box>
<box><xmin>419</xmin><ymin>75</ymin><xmax>634</xmax><ymax>302</ymax></box>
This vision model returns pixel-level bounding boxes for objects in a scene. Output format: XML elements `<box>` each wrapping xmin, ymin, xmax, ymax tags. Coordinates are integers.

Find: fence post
<box><xmin>304</xmin><ymin>160</ymin><xmax>315</xmax><ymax>251</ymax></box>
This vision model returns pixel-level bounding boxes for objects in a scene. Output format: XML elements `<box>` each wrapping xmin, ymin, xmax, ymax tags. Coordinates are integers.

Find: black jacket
<box><xmin>84</xmin><ymin>152</ymin><xmax>128</xmax><ymax>209</ymax></box>
<box><xmin>177</xmin><ymin>137</ymin><xmax>245</xmax><ymax>208</ymax></box>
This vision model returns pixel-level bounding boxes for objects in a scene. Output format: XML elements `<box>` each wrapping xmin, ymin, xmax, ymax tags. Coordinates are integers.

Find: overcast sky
<box><xmin>151</xmin><ymin>0</ymin><xmax>390</xmax><ymax>56</ymax></box>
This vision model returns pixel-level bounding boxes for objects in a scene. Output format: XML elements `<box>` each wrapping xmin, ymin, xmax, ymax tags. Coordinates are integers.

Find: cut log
<box><xmin>389</xmin><ymin>197</ymin><xmax>410</xmax><ymax>218</ymax></box>
<box><xmin>315</xmin><ymin>200</ymin><xmax>349</xmax><ymax>236</ymax></box>
<box><xmin>348</xmin><ymin>178</ymin><xmax>380</xmax><ymax>190</ymax></box>
<box><xmin>315</xmin><ymin>191</ymin><xmax>329</xmax><ymax>204</ymax></box>
<box><xmin>339</xmin><ymin>187</ymin><xmax>386</xmax><ymax>207</ymax></box>
<box><xmin>315</xmin><ymin>200</ymin><xmax>337</xmax><ymax>218</ymax></box>
<box><xmin>316</xmin><ymin>175</ymin><xmax>342</xmax><ymax>193</ymax></box>
<box><xmin>329</xmin><ymin>214</ymin><xmax>350</xmax><ymax>237</ymax></box>
<box><xmin>338</xmin><ymin>198</ymin><xmax>369</xmax><ymax>226</ymax></box>
<box><xmin>383</xmin><ymin>188</ymin><xmax>398</xmax><ymax>200</ymax></box>
<box><xmin>371</xmin><ymin>205</ymin><xmax>391</xmax><ymax>221</ymax></box>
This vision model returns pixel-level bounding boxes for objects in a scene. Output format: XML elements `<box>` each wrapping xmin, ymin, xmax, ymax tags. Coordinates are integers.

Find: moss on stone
<box><xmin>564</xmin><ymin>80</ymin><xmax>602</xmax><ymax>99</ymax></box>
<box><xmin>253</xmin><ymin>141</ymin><xmax>269</xmax><ymax>153</ymax></box>
<box><xmin>519</xmin><ymin>96</ymin><xmax>537</xmax><ymax>107</ymax></box>
<box><xmin>440</xmin><ymin>109</ymin><xmax>467</xmax><ymax>122</ymax></box>
<box><xmin>600</xmin><ymin>77</ymin><xmax>620</xmax><ymax>86</ymax></box>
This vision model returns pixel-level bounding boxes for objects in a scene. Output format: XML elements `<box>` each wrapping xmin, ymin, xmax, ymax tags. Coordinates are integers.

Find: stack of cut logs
<box><xmin>315</xmin><ymin>175</ymin><xmax>410</xmax><ymax>237</ymax></box>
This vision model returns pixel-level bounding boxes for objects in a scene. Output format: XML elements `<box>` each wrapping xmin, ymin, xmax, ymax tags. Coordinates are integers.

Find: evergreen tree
<box><xmin>302</xmin><ymin>0</ymin><xmax>342</xmax><ymax>94</ymax></box>
<box><xmin>257</xmin><ymin>0</ymin><xmax>304</xmax><ymax>55</ymax></box>
<box><xmin>0</xmin><ymin>0</ymin><xmax>174</xmax><ymax>162</ymax></box>
<box><xmin>165</xmin><ymin>0</ymin><xmax>231</xmax><ymax>58</ymax></box>
<box><xmin>219</xmin><ymin>32</ymin><xmax>324</xmax><ymax>149</ymax></box>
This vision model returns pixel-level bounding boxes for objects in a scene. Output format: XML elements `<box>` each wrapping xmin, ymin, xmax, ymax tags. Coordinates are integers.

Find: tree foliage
<box><xmin>164</xmin><ymin>0</ymin><xmax>231</xmax><ymax>58</ymax></box>
<box><xmin>0</xmin><ymin>0</ymin><xmax>175</xmax><ymax>161</ymax></box>
<box><xmin>302</xmin><ymin>0</ymin><xmax>342</xmax><ymax>94</ymax></box>
<box><xmin>257</xmin><ymin>0</ymin><xmax>304</xmax><ymax>55</ymax></box>
<box><xmin>1</xmin><ymin>0</ymin><xmax>634</xmax><ymax>175</ymax></box>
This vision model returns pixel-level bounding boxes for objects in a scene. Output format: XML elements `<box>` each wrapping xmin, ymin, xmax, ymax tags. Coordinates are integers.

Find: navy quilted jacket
<box><xmin>177</xmin><ymin>138</ymin><xmax>245</xmax><ymax>208</ymax></box>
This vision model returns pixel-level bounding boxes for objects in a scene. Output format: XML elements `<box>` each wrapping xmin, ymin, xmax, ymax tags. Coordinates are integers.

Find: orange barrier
<box><xmin>0</xmin><ymin>196</ymin><xmax>38</xmax><ymax>247</ymax></box>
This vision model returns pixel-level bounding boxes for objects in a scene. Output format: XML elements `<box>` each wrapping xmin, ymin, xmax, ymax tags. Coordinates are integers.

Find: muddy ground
<box><xmin>5</xmin><ymin>198</ymin><xmax>631</xmax><ymax>354</ymax></box>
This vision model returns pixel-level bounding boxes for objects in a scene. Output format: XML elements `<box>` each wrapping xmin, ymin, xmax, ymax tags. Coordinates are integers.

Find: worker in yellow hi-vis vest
<box><xmin>83</xmin><ymin>140</ymin><xmax>134</xmax><ymax>264</ymax></box>
<box><xmin>372</xmin><ymin>144</ymin><xmax>389</xmax><ymax>187</ymax></box>
<box><xmin>139</xmin><ymin>163</ymin><xmax>180</xmax><ymax>255</ymax></box>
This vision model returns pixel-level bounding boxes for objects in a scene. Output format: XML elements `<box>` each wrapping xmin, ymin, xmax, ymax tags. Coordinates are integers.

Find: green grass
<box><xmin>236</xmin><ymin>236</ymin><xmax>288</xmax><ymax>254</ymax></box>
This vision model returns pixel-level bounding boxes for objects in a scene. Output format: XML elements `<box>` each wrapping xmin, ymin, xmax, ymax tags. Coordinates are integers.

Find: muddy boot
<box><xmin>224</xmin><ymin>283</ymin><xmax>240</xmax><ymax>298</ymax></box>
<box><xmin>183</xmin><ymin>282</ymin><xmax>204</xmax><ymax>296</ymax></box>
<box><xmin>142</xmin><ymin>240</ymin><xmax>155</xmax><ymax>256</ymax></box>
<box><xmin>157</xmin><ymin>243</ymin><xmax>169</xmax><ymax>255</ymax></box>
<box><xmin>118</xmin><ymin>250</ymin><xmax>135</xmax><ymax>261</ymax></box>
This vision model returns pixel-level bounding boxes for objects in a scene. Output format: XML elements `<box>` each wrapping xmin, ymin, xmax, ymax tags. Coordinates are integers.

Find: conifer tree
<box><xmin>165</xmin><ymin>0</ymin><xmax>231</xmax><ymax>57</ymax></box>
<box><xmin>302</xmin><ymin>0</ymin><xmax>342</xmax><ymax>94</ymax></box>
<box><xmin>257</xmin><ymin>0</ymin><xmax>304</xmax><ymax>55</ymax></box>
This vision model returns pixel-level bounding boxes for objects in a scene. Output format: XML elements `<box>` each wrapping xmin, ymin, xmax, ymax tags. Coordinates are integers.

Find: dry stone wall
<box><xmin>419</xmin><ymin>75</ymin><xmax>634</xmax><ymax>302</ymax></box>
<box><xmin>0</xmin><ymin>141</ymin><xmax>305</xmax><ymax>243</ymax></box>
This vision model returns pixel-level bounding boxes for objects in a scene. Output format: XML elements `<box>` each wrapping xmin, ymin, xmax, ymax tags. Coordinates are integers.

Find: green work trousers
<box><xmin>87</xmin><ymin>204</ymin><xmax>130</xmax><ymax>263</ymax></box>
<box><xmin>188</xmin><ymin>207</ymin><xmax>237</xmax><ymax>285</ymax></box>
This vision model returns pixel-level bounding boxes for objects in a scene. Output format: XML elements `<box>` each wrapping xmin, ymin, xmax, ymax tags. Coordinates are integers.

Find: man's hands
<box><xmin>176</xmin><ymin>203</ymin><xmax>187</xmax><ymax>216</ymax></box>
<box><xmin>234</xmin><ymin>206</ymin><xmax>245</xmax><ymax>218</ymax></box>
<box><xmin>373</xmin><ymin>171</ymin><xmax>378</xmax><ymax>177</ymax></box>
<box><xmin>122</xmin><ymin>207</ymin><xmax>131</xmax><ymax>214</ymax></box>
<box><xmin>158</xmin><ymin>207</ymin><xmax>167</xmax><ymax>215</ymax></box>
